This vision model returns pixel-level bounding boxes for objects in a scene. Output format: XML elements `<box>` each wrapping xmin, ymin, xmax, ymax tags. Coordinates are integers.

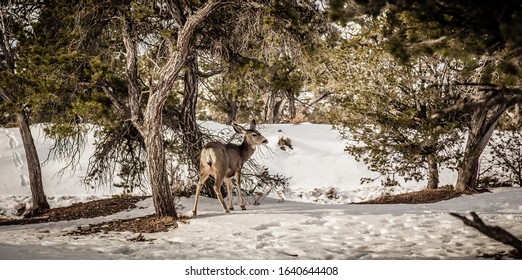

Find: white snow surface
<box><xmin>0</xmin><ymin>122</ymin><xmax>521</xmax><ymax>261</ymax></box>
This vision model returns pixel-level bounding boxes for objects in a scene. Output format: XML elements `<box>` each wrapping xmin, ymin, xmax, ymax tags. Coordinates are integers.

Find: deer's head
<box><xmin>232</xmin><ymin>119</ymin><xmax>268</xmax><ymax>146</ymax></box>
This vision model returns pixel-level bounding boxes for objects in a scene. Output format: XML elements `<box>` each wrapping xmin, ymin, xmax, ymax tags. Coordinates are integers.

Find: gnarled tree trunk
<box><xmin>455</xmin><ymin>104</ymin><xmax>507</xmax><ymax>192</ymax></box>
<box><xmin>143</xmin><ymin>111</ymin><xmax>176</xmax><ymax>217</ymax></box>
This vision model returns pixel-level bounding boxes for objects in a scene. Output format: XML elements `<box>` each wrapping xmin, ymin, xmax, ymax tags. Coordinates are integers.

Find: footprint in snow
<box><xmin>20</xmin><ymin>174</ymin><xmax>29</xmax><ymax>187</ymax></box>
<box><xmin>6</xmin><ymin>130</ymin><xmax>19</xmax><ymax>149</ymax></box>
<box><xmin>251</xmin><ymin>221</ymin><xmax>281</xmax><ymax>231</ymax></box>
<box><xmin>13</xmin><ymin>151</ymin><xmax>24</xmax><ymax>168</ymax></box>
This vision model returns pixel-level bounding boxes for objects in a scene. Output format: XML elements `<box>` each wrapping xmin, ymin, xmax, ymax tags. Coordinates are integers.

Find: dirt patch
<box><xmin>358</xmin><ymin>187</ymin><xmax>469</xmax><ymax>204</ymax></box>
<box><xmin>0</xmin><ymin>196</ymin><xmax>184</xmax><ymax>234</ymax></box>
<box><xmin>68</xmin><ymin>215</ymin><xmax>180</xmax><ymax>235</ymax></box>
<box><xmin>0</xmin><ymin>196</ymin><xmax>149</xmax><ymax>226</ymax></box>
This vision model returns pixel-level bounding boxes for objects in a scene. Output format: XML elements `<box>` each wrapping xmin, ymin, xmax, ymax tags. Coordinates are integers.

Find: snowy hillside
<box><xmin>1</xmin><ymin>123</ymin><xmax>521</xmax><ymax>265</ymax></box>
<box><xmin>1</xmin><ymin>122</ymin><xmax>457</xmax><ymax>206</ymax></box>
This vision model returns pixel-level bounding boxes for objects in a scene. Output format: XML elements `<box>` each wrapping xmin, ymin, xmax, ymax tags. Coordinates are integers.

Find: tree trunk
<box><xmin>143</xmin><ymin>112</ymin><xmax>177</xmax><ymax>218</ymax></box>
<box><xmin>455</xmin><ymin>105</ymin><xmax>507</xmax><ymax>192</ymax></box>
<box><xmin>121</xmin><ymin>14</ymin><xmax>176</xmax><ymax>217</ymax></box>
<box><xmin>180</xmin><ymin>55</ymin><xmax>203</xmax><ymax>167</ymax></box>
<box><xmin>17</xmin><ymin>111</ymin><xmax>49</xmax><ymax>216</ymax></box>
<box><xmin>286</xmin><ymin>91</ymin><xmax>296</xmax><ymax>120</ymax></box>
<box><xmin>426</xmin><ymin>155</ymin><xmax>439</xmax><ymax>189</ymax></box>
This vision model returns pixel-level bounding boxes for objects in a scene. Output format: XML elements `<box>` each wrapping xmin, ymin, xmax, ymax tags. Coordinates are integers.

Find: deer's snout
<box><xmin>262</xmin><ymin>139</ymin><xmax>268</xmax><ymax>144</ymax></box>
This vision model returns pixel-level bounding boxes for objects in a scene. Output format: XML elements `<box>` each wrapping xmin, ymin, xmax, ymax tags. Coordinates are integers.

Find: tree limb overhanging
<box><xmin>450</xmin><ymin>211</ymin><xmax>522</xmax><ymax>258</ymax></box>
<box><xmin>432</xmin><ymin>88</ymin><xmax>522</xmax><ymax>118</ymax></box>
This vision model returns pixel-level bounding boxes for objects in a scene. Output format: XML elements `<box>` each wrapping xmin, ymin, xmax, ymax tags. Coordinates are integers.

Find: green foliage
<box><xmin>329</xmin><ymin>19</ymin><xmax>466</xmax><ymax>187</ymax></box>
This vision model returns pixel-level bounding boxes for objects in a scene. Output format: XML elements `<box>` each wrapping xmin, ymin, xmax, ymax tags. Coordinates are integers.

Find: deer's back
<box><xmin>201</xmin><ymin>142</ymin><xmax>242</xmax><ymax>177</ymax></box>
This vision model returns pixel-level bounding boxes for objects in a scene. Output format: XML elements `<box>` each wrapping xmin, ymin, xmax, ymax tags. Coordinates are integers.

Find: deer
<box><xmin>192</xmin><ymin>120</ymin><xmax>268</xmax><ymax>217</ymax></box>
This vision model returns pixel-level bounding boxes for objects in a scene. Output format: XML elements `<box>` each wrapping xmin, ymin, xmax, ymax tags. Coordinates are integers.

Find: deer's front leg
<box><xmin>235</xmin><ymin>171</ymin><xmax>246</xmax><ymax>210</ymax></box>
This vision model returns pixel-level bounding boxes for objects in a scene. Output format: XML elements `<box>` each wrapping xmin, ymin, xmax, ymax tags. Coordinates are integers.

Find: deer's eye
<box><xmin>252</xmin><ymin>133</ymin><xmax>258</xmax><ymax>137</ymax></box>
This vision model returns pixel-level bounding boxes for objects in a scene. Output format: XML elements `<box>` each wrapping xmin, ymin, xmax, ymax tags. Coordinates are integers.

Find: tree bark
<box><xmin>180</xmin><ymin>55</ymin><xmax>203</xmax><ymax>167</ymax></box>
<box><xmin>143</xmin><ymin>118</ymin><xmax>177</xmax><ymax>217</ymax></box>
<box><xmin>455</xmin><ymin>105</ymin><xmax>507</xmax><ymax>192</ymax></box>
<box><xmin>17</xmin><ymin>111</ymin><xmax>50</xmax><ymax>216</ymax></box>
<box><xmin>426</xmin><ymin>155</ymin><xmax>439</xmax><ymax>189</ymax></box>
<box><xmin>286</xmin><ymin>91</ymin><xmax>296</xmax><ymax>120</ymax></box>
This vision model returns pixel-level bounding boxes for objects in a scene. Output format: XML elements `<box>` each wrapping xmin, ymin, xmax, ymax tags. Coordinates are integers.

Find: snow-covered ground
<box><xmin>1</xmin><ymin>123</ymin><xmax>521</xmax><ymax>269</ymax></box>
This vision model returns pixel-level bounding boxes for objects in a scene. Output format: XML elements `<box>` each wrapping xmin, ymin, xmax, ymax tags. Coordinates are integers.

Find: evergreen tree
<box><xmin>329</xmin><ymin>20</ymin><xmax>466</xmax><ymax>189</ymax></box>
<box><xmin>0</xmin><ymin>2</ymin><xmax>50</xmax><ymax>216</ymax></box>
<box><xmin>329</xmin><ymin>0</ymin><xmax>522</xmax><ymax>191</ymax></box>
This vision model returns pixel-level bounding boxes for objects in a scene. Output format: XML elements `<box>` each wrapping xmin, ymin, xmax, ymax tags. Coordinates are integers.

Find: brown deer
<box><xmin>192</xmin><ymin>120</ymin><xmax>268</xmax><ymax>216</ymax></box>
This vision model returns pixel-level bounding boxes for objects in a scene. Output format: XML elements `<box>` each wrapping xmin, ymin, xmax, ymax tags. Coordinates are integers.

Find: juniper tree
<box><xmin>329</xmin><ymin>20</ymin><xmax>466</xmax><ymax>189</ymax></box>
<box><xmin>0</xmin><ymin>2</ymin><xmax>50</xmax><ymax>216</ymax></box>
<box><xmin>329</xmin><ymin>0</ymin><xmax>522</xmax><ymax>191</ymax></box>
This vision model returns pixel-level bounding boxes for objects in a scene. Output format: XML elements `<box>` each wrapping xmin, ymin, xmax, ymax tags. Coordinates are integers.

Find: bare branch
<box><xmin>0</xmin><ymin>86</ymin><xmax>13</xmax><ymax>102</ymax></box>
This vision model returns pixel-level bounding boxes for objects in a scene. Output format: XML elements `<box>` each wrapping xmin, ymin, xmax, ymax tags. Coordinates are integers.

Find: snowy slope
<box><xmin>1</xmin><ymin>122</ymin><xmax>456</xmax><ymax>201</ymax></box>
<box><xmin>0</xmin><ymin>122</ymin><xmax>521</xmax><ymax>262</ymax></box>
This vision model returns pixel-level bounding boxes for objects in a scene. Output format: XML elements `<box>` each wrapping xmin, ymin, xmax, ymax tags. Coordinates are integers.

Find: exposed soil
<box><xmin>358</xmin><ymin>186</ymin><xmax>475</xmax><ymax>204</ymax></box>
<box><xmin>68</xmin><ymin>215</ymin><xmax>180</xmax><ymax>236</ymax></box>
<box><xmin>0</xmin><ymin>187</ymin><xmax>473</xmax><ymax>234</ymax></box>
<box><xmin>0</xmin><ymin>195</ymin><xmax>184</xmax><ymax>235</ymax></box>
<box><xmin>0</xmin><ymin>196</ymin><xmax>149</xmax><ymax>226</ymax></box>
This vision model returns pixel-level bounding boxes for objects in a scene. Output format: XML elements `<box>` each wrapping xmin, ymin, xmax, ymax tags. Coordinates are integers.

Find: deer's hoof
<box><xmin>241</xmin><ymin>205</ymin><xmax>246</xmax><ymax>210</ymax></box>
<box><xmin>192</xmin><ymin>211</ymin><xmax>197</xmax><ymax>217</ymax></box>
<box><xmin>229</xmin><ymin>207</ymin><xmax>234</xmax><ymax>211</ymax></box>
<box><xmin>224</xmin><ymin>209</ymin><xmax>230</xmax><ymax>213</ymax></box>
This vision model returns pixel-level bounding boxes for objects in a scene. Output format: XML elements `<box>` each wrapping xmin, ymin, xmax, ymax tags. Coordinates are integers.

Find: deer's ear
<box><xmin>249</xmin><ymin>119</ymin><xmax>257</xmax><ymax>130</ymax></box>
<box><xmin>232</xmin><ymin>123</ymin><xmax>245</xmax><ymax>134</ymax></box>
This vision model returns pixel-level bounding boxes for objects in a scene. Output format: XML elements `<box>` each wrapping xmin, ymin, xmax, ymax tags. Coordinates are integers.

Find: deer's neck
<box><xmin>239</xmin><ymin>137</ymin><xmax>255</xmax><ymax>162</ymax></box>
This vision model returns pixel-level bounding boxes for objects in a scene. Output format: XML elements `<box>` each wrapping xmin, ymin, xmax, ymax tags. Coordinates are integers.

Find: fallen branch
<box><xmin>450</xmin><ymin>211</ymin><xmax>522</xmax><ymax>258</ymax></box>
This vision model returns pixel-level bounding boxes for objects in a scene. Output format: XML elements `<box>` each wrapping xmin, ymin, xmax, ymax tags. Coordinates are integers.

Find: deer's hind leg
<box><xmin>192</xmin><ymin>172</ymin><xmax>210</xmax><ymax>217</ymax></box>
<box><xmin>235</xmin><ymin>171</ymin><xmax>246</xmax><ymax>210</ymax></box>
<box><xmin>213</xmin><ymin>174</ymin><xmax>230</xmax><ymax>213</ymax></box>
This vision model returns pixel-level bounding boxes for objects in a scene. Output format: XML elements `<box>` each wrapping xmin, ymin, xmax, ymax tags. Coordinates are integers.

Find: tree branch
<box><xmin>450</xmin><ymin>211</ymin><xmax>522</xmax><ymax>257</ymax></box>
<box><xmin>120</xmin><ymin>12</ymin><xmax>143</xmax><ymax>130</ymax></box>
<box><xmin>432</xmin><ymin>88</ymin><xmax>522</xmax><ymax>118</ymax></box>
